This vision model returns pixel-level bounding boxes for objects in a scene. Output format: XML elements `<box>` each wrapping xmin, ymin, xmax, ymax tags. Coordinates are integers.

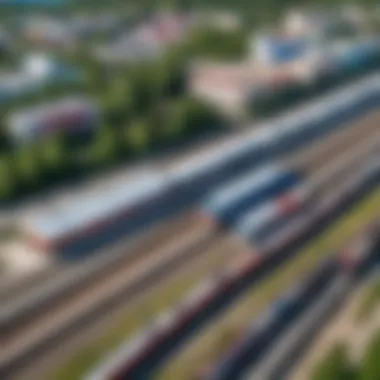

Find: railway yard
<box><xmin>0</xmin><ymin>75</ymin><xmax>380</xmax><ymax>380</ymax></box>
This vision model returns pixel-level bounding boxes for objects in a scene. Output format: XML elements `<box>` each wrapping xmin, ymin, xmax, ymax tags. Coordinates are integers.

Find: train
<box><xmin>201</xmin><ymin>165</ymin><xmax>300</xmax><ymax>226</ymax></box>
<box><xmin>22</xmin><ymin>73</ymin><xmax>380</xmax><ymax>257</ymax></box>
<box><xmin>195</xmin><ymin>259</ymin><xmax>339</xmax><ymax>380</ymax></box>
<box><xmin>234</xmin><ymin>185</ymin><xmax>309</xmax><ymax>245</ymax></box>
<box><xmin>196</xmin><ymin>222</ymin><xmax>380</xmax><ymax>380</ymax></box>
<box><xmin>83</xmin><ymin>156</ymin><xmax>380</xmax><ymax>380</ymax></box>
<box><xmin>7</xmin><ymin>96</ymin><xmax>99</xmax><ymax>144</ymax></box>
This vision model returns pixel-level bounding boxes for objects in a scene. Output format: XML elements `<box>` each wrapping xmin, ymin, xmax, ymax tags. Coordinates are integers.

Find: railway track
<box><xmin>245</xmin><ymin>276</ymin><xmax>351</xmax><ymax>380</ymax></box>
<box><xmin>0</xmin><ymin>212</ymin><xmax>216</xmax><ymax>337</ymax></box>
<box><xmin>148</xmin><ymin>120</ymin><xmax>380</xmax><ymax>380</ymax></box>
<box><xmin>1</xmin><ymin>234</ymin><xmax>250</xmax><ymax>380</ymax></box>
<box><xmin>0</xmin><ymin>210</ymin><xmax>207</xmax><ymax>315</ymax></box>
<box><xmin>3</xmin><ymin>100</ymin><xmax>378</xmax><ymax>308</ymax></box>
<box><xmin>1</xmin><ymin>108</ymin><xmax>379</xmax><ymax>380</ymax></box>
<box><xmin>102</xmin><ymin>159</ymin><xmax>380</xmax><ymax>380</ymax></box>
<box><xmin>282</xmin><ymin>109</ymin><xmax>380</xmax><ymax>176</ymax></box>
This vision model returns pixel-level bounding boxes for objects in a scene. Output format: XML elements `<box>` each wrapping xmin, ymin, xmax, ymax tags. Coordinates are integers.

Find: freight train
<box><xmin>22</xmin><ymin>73</ymin><xmax>380</xmax><ymax>258</ymax></box>
<box><xmin>201</xmin><ymin>165</ymin><xmax>300</xmax><ymax>226</ymax></box>
<box><xmin>84</xmin><ymin>156</ymin><xmax>380</xmax><ymax>380</ymax></box>
<box><xmin>234</xmin><ymin>185</ymin><xmax>309</xmax><ymax>246</ymax></box>
<box><xmin>195</xmin><ymin>259</ymin><xmax>340</xmax><ymax>380</ymax></box>
<box><xmin>197</xmin><ymin>222</ymin><xmax>380</xmax><ymax>380</ymax></box>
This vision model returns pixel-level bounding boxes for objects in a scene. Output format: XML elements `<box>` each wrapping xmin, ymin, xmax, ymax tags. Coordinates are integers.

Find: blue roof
<box><xmin>28</xmin><ymin>171</ymin><xmax>168</xmax><ymax>240</ymax></box>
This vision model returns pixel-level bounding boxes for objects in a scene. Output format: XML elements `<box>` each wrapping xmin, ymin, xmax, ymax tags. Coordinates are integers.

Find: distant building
<box><xmin>284</xmin><ymin>9</ymin><xmax>336</xmax><ymax>37</ymax></box>
<box><xmin>70</xmin><ymin>13</ymin><xmax>122</xmax><ymax>37</ymax></box>
<box><xmin>250</xmin><ymin>33</ymin><xmax>309</xmax><ymax>65</ymax></box>
<box><xmin>7</xmin><ymin>96</ymin><xmax>99</xmax><ymax>145</ymax></box>
<box><xmin>94</xmin><ymin>12</ymin><xmax>193</xmax><ymax>64</ymax></box>
<box><xmin>189</xmin><ymin>61</ymin><xmax>306</xmax><ymax>115</ymax></box>
<box><xmin>22</xmin><ymin>16</ymin><xmax>76</xmax><ymax>49</ymax></box>
<box><xmin>0</xmin><ymin>54</ymin><xmax>83</xmax><ymax>104</ymax></box>
<box><xmin>0</xmin><ymin>73</ymin><xmax>42</xmax><ymax>102</ymax></box>
<box><xmin>194</xmin><ymin>11</ymin><xmax>242</xmax><ymax>31</ymax></box>
<box><xmin>284</xmin><ymin>8</ymin><xmax>362</xmax><ymax>42</ymax></box>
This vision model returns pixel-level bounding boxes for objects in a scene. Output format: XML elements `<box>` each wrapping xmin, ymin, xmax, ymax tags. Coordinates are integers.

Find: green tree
<box><xmin>160</xmin><ymin>48</ymin><xmax>188</xmax><ymax>97</ymax></box>
<box><xmin>124</xmin><ymin>118</ymin><xmax>151</xmax><ymax>155</ymax></box>
<box><xmin>0</xmin><ymin>155</ymin><xmax>16</xmax><ymax>201</ymax></box>
<box><xmin>91</xmin><ymin>126</ymin><xmax>121</xmax><ymax>167</ymax></box>
<box><xmin>186</xmin><ymin>26</ymin><xmax>247</xmax><ymax>61</ymax></box>
<box><xmin>40</xmin><ymin>135</ymin><xmax>68</xmax><ymax>179</ymax></box>
<box><xmin>312</xmin><ymin>344</ymin><xmax>358</xmax><ymax>380</ymax></box>
<box><xmin>170</xmin><ymin>97</ymin><xmax>223</xmax><ymax>136</ymax></box>
<box><xmin>15</xmin><ymin>145</ymin><xmax>43</xmax><ymax>190</ymax></box>
<box><xmin>361</xmin><ymin>331</ymin><xmax>380</xmax><ymax>380</ymax></box>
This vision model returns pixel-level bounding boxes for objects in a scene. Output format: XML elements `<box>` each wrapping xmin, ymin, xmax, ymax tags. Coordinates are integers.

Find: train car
<box><xmin>7</xmin><ymin>96</ymin><xmax>99</xmax><ymax>144</ymax></box>
<box><xmin>235</xmin><ymin>185</ymin><xmax>309</xmax><ymax>244</ymax></box>
<box><xmin>202</xmin><ymin>165</ymin><xmax>300</xmax><ymax>226</ymax></box>
<box><xmin>23</xmin><ymin>171</ymin><xmax>172</xmax><ymax>257</ymax></box>
<box><xmin>85</xmin><ymin>271</ymin><xmax>237</xmax><ymax>380</ymax></box>
<box><xmin>196</xmin><ymin>258</ymin><xmax>338</xmax><ymax>380</ymax></box>
<box><xmin>84</xmin><ymin>158</ymin><xmax>379</xmax><ymax>380</ymax></box>
<box><xmin>338</xmin><ymin>222</ymin><xmax>380</xmax><ymax>274</ymax></box>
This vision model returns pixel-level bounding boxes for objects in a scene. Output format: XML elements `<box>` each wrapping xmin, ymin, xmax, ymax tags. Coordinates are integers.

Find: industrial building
<box><xmin>7</xmin><ymin>96</ymin><xmax>99</xmax><ymax>144</ymax></box>
<box><xmin>21</xmin><ymin>171</ymin><xmax>170</xmax><ymax>257</ymax></box>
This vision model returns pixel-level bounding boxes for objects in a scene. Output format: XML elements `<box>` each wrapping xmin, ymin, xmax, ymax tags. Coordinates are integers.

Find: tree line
<box><xmin>0</xmin><ymin>49</ymin><xmax>226</xmax><ymax>203</ymax></box>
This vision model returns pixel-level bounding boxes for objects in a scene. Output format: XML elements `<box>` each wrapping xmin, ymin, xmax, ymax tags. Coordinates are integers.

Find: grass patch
<box><xmin>156</xmin><ymin>189</ymin><xmax>380</xmax><ymax>380</ymax></box>
<box><xmin>356</xmin><ymin>278</ymin><xmax>380</xmax><ymax>322</ymax></box>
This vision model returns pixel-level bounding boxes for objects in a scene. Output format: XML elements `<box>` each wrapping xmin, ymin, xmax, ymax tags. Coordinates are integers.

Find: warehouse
<box><xmin>22</xmin><ymin>171</ymin><xmax>171</xmax><ymax>258</ymax></box>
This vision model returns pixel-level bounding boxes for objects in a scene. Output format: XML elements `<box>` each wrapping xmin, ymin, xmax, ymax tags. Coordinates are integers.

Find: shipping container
<box><xmin>202</xmin><ymin>165</ymin><xmax>300</xmax><ymax>225</ymax></box>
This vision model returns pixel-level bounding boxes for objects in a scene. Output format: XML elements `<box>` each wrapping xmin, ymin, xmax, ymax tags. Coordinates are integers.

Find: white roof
<box><xmin>27</xmin><ymin>171</ymin><xmax>168</xmax><ymax>240</ymax></box>
<box><xmin>170</xmin><ymin>127</ymin><xmax>276</xmax><ymax>184</ymax></box>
